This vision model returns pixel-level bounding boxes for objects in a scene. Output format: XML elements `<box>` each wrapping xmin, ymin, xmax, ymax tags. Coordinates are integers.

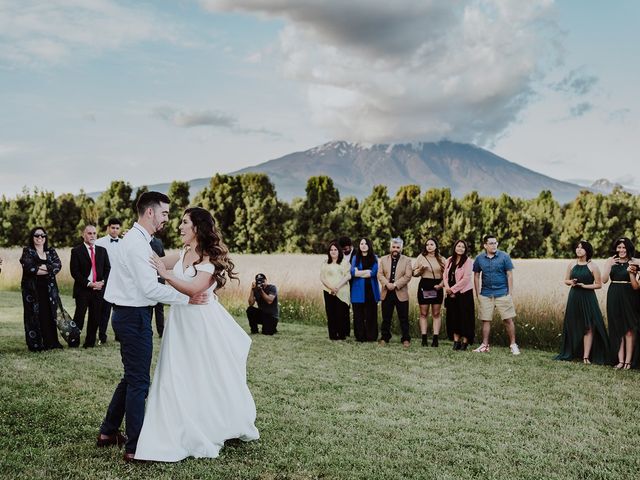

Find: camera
<box><xmin>255</xmin><ymin>273</ymin><xmax>267</xmax><ymax>289</ymax></box>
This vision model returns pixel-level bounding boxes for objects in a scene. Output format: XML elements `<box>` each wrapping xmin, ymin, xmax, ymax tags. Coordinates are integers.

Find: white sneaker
<box><xmin>510</xmin><ymin>343</ymin><xmax>521</xmax><ymax>355</ymax></box>
<box><xmin>473</xmin><ymin>343</ymin><xmax>490</xmax><ymax>353</ymax></box>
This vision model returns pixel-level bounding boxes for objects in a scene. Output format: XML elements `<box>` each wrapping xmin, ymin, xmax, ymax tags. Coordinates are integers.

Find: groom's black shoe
<box><xmin>97</xmin><ymin>431</ymin><xmax>127</xmax><ymax>447</ymax></box>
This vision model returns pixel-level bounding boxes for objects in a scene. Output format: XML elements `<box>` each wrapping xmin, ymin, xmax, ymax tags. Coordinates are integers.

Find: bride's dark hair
<box><xmin>184</xmin><ymin>207</ymin><xmax>238</xmax><ymax>290</ymax></box>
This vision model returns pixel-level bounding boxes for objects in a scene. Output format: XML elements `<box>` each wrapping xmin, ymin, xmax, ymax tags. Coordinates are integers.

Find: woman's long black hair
<box><xmin>355</xmin><ymin>237</ymin><xmax>376</xmax><ymax>269</ymax></box>
<box><xmin>448</xmin><ymin>239</ymin><xmax>469</xmax><ymax>269</ymax></box>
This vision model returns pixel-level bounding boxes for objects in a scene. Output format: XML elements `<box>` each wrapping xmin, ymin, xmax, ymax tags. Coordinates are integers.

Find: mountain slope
<box><xmin>231</xmin><ymin>140</ymin><xmax>583</xmax><ymax>203</ymax></box>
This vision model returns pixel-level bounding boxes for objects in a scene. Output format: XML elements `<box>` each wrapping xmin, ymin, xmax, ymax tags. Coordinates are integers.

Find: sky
<box><xmin>0</xmin><ymin>0</ymin><xmax>638</xmax><ymax>197</ymax></box>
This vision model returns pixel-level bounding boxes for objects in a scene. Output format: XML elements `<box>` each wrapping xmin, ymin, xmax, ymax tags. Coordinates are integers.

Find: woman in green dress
<box><xmin>556</xmin><ymin>241</ymin><xmax>610</xmax><ymax>364</ymax></box>
<box><xmin>602</xmin><ymin>237</ymin><xmax>640</xmax><ymax>369</ymax></box>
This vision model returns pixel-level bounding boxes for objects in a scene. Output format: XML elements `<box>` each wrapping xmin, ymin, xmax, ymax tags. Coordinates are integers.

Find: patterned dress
<box><xmin>20</xmin><ymin>247</ymin><xmax>63</xmax><ymax>351</ymax></box>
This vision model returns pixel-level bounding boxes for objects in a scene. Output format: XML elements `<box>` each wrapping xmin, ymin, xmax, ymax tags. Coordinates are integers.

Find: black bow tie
<box><xmin>110</xmin><ymin>238</ymin><xmax>119</xmax><ymax>243</ymax></box>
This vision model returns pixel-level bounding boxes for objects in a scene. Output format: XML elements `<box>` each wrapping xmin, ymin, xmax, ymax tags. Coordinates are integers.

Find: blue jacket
<box><xmin>350</xmin><ymin>255</ymin><xmax>381</xmax><ymax>304</ymax></box>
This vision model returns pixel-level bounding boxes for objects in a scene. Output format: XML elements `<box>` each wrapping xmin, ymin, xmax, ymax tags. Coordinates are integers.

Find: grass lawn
<box><xmin>1</xmin><ymin>290</ymin><xmax>639</xmax><ymax>480</ymax></box>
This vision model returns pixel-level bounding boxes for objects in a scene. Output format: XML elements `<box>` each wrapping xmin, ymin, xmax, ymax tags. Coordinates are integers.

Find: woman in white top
<box><xmin>320</xmin><ymin>240</ymin><xmax>352</xmax><ymax>340</ymax></box>
<box><xmin>135</xmin><ymin>207</ymin><xmax>259</xmax><ymax>462</ymax></box>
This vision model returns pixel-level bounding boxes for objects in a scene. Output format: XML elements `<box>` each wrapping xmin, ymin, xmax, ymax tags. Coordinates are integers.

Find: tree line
<box><xmin>1</xmin><ymin>174</ymin><xmax>639</xmax><ymax>258</ymax></box>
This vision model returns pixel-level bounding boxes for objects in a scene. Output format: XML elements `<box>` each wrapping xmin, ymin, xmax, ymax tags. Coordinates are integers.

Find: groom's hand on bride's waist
<box><xmin>188</xmin><ymin>292</ymin><xmax>210</xmax><ymax>305</ymax></box>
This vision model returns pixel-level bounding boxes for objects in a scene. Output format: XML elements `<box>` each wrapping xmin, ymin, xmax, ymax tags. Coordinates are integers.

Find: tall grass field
<box><xmin>0</xmin><ymin>248</ymin><xmax>611</xmax><ymax>349</ymax></box>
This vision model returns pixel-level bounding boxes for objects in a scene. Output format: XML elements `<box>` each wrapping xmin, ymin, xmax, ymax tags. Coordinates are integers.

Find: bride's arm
<box><xmin>151</xmin><ymin>256</ymin><xmax>214</xmax><ymax>297</ymax></box>
<box><xmin>159</xmin><ymin>252</ymin><xmax>180</xmax><ymax>269</ymax></box>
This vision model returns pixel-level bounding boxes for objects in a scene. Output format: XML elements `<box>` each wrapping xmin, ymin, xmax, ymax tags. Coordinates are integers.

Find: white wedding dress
<box><xmin>135</xmin><ymin>254</ymin><xmax>259</xmax><ymax>462</ymax></box>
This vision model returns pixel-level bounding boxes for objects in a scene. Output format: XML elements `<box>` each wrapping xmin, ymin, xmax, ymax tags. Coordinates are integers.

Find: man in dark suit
<box><xmin>70</xmin><ymin>224</ymin><xmax>110</xmax><ymax>348</ymax></box>
<box><xmin>149</xmin><ymin>235</ymin><xmax>165</xmax><ymax>337</ymax></box>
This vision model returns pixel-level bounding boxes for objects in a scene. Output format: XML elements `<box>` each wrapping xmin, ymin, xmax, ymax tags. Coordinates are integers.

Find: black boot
<box><xmin>453</xmin><ymin>341</ymin><xmax>461</xmax><ymax>350</ymax></box>
<box><xmin>431</xmin><ymin>335</ymin><xmax>439</xmax><ymax>347</ymax></box>
<box><xmin>421</xmin><ymin>334</ymin><xmax>428</xmax><ymax>346</ymax></box>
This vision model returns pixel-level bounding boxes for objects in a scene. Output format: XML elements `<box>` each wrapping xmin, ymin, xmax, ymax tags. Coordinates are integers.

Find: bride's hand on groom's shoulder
<box><xmin>150</xmin><ymin>253</ymin><xmax>169</xmax><ymax>279</ymax></box>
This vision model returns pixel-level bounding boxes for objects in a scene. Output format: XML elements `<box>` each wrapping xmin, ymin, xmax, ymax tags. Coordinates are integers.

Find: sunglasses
<box><xmin>33</xmin><ymin>234</ymin><xmax>47</xmax><ymax>238</ymax></box>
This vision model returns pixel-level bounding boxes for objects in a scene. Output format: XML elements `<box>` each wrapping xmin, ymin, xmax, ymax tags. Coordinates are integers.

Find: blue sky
<box><xmin>1</xmin><ymin>0</ymin><xmax>638</xmax><ymax>197</ymax></box>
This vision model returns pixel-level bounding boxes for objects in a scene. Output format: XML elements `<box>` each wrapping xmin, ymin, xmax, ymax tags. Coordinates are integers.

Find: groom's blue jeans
<box><xmin>100</xmin><ymin>306</ymin><xmax>152</xmax><ymax>453</ymax></box>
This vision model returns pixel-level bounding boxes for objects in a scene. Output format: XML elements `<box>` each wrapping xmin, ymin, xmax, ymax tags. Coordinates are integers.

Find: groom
<box><xmin>96</xmin><ymin>191</ymin><xmax>208</xmax><ymax>462</ymax></box>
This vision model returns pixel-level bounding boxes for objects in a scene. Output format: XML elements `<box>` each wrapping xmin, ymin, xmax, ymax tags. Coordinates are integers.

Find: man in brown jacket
<box><xmin>378</xmin><ymin>237</ymin><xmax>414</xmax><ymax>347</ymax></box>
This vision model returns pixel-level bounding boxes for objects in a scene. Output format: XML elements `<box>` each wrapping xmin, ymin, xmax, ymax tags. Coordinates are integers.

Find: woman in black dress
<box><xmin>19</xmin><ymin>227</ymin><xmax>64</xmax><ymax>351</ymax></box>
<box><xmin>555</xmin><ymin>240</ymin><xmax>609</xmax><ymax>364</ymax></box>
<box><xmin>443</xmin><ymin>240</ymin><xmax>475</xmax><ymax>350</ymax></box>
<box><xmin>602</xmin><ymin>237</ymin><xmax>640</xmax><ymax>369</ymax></box>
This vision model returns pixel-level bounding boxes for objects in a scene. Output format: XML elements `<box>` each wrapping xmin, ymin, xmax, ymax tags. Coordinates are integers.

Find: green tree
<box><xmin>418</xmin><ymin>188</ymin><xmax>455</xmax><ymax>253</ymax></box>
<box><xmin>51</xmin><ymin>193</ymin><xmax>83</xmax><ymax>246</ymax></box>
<box><xmin>0</xmin><ymin>190</ymin><xmax>33</xmax><ymax>247</ymax></box>
<box><xmin>360</xmin><ymin>185</ymin><xmax>393</xmax><ymax>254</ymax></box>
<box><xmin>391</xmin><ymin>185</ymin><xmax>421</xmax><ymax>256</ymax></box>
<box><xmin>293</xmin><ymin>176</ymin><xmax>341</xmax><ymax>252</ymax></box>
<box><xmin>195</xmin><ymin>174</ymin><xmax>243</xmax><ymax>250</ymax></box>
<box><xmin>165</xmin><ymin>181</ymin><xmax>191</xmax><ymax>248</ymax></box>
<box><xmin>232</xmin><ymin>174</ymin><xmax>285</xmax><ymax>253</ymax></box>
<box><xmin>95</xmin><ymin>181</ymin><xmax>133</xmax><ymax>230</ymax></box>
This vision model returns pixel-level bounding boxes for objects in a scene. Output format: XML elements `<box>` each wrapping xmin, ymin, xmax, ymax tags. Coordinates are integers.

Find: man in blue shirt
<box><xmin>472</xmin><ymin>235</ymin><xmax>520</xmax><ymax>355</ymax></box>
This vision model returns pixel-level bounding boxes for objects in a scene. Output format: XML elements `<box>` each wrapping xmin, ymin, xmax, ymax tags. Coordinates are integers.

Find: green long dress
<box><xmin>606</xmin><ymin>262</ymin><xmax>640</xmax><ymax>367</ymax></box>
<box><xmin>555</xmin><ymin>264</ymin><xmax>610</xmax><ymax>364</ymax></box>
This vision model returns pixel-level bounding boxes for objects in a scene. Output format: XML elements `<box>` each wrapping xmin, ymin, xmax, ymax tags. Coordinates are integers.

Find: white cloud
<box><xmin>0</xmin><ymin>0</ymin><xmax>177</xmax><ymax>67</ymax></box>
<box><xmin>153</xmin><ymin>106</ymin><xmax>282</xmax><ymax>137</ymax></box>
<box><xmin>200</xmin><ymin>0</ymin><xmax>560</xmax><ymax>145</ymax></box>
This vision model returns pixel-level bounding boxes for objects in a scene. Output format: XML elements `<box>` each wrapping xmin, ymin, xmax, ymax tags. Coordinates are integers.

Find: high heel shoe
<box><xmin>460</xmin><ymin>342</ymin><xmax>469</xmax><ymax>351</ymax></box>
<box><xmin>453</xmin><ymin>341</ymin><xmax>461</xmax><ymax>350</ymax></box>
<box><xmin>614</xmin><ymin>362</ymin><xmax>624</xmax><ymax>369</ymax></box>
<box><xmin>623</xmin><ymin>363</ymin><xmax>631</xmax><ymax>370</ymax></box>
<box><xmin>582</xmin><ymin>358</ymin><xmax>591</xmax><ymax>365</ymax></box>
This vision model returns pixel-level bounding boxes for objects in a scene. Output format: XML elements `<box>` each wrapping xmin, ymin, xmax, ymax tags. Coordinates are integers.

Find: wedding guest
<box><xmin>95</xmin><ymin>217</ymin><xmax>121</xmax><ymax>344</ymax></box>
<box><xmin>472</xmin><ymin>235</ymin><xmax>520</xmax><ymax>355</ymax></box>
<box><xmin>339</xmin><ymin>236</ymin><xmax>355</xmax><ymax>263</ymax></box>
<box><xmin>378</xmin><ymin>237</ymin><xmax>413</xmax><ymax>347</ymax></box>
<box><xmin>338</xmin><ymin>235</ymin><xmax>355</xmax><ymax>337</ymax></box>
<box><xmin>412</xmin><ymin>238</ymin><xmax>445</xmax><ymax>346</ymax></box>
<box><xmin>443</xmin><ymin>240</ymin><xmax>475</xmax><ymax>350</ymax></box>
<box><xmin>320</xmin><ymin>240</ymin><xmax>351</xmax><ymax>340</ymax></box>
<box><xmin>602</xmin><ymin>237</ymin><xmax>640</xmax><ymax>369</ymax></box>
<box><xmin>70</xmin><ymin>225</ymin><xmax>110</xmax><ymax>348</ymax></box>
<box><xmin>350</xmin><ymin>238</ymin><xmax>380</xmax><ymax>342</ymax></box>
<box><xmin>555</xmin><ymin>240</ymin><xmax>610</xmax><ymax>364</ymax></box>
<box><xmin>247</xmin><ymin>273</ymin><xmax>279</xmax><ymax>335</ymax></box>
<box><xmin>149</xmin><ymin>235</ymin><xmax>166</xmax><ymax>338</ymax></box>
<box><xmin>19</xmin><ymin>227</ymin><xmax>64</xmax><ymax>351</ymax></box>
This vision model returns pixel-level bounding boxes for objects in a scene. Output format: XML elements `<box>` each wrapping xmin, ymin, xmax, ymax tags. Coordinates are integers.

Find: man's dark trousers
<box><xmin>99</xmin><ymin>300</ymin><xmax>112</xmax><ymax>343</ymax></box>
<box><xmin>380</xmin><ymin>291</ymin><xmax>410</xmax><ymax>343</ymax></box>
<box><xmin>100</xmin><ymin>306</ymin><xmax>152</xmax><ymax>454</ymax></box>
<box><xmin>74</xmin><ymin>290</ymin><xmax>103</xmax><ymax>347</ymax></box>
<box><xmin>247</xmin><ymin>306</ymin><xmax>278</xmax><ymax>335</ymax></box>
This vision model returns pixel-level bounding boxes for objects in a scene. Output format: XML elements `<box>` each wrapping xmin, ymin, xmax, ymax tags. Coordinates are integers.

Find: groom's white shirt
<box><xmin>105</xmin><ymin>222</ymin><xmax>189</xmax><ymax>307</ymax></box>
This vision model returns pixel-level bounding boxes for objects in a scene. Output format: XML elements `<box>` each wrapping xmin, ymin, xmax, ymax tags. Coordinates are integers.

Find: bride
<box><xmin>135</xmin><ymin>207</ymin><xmax>259</xmax><ymax>462</ymax></box>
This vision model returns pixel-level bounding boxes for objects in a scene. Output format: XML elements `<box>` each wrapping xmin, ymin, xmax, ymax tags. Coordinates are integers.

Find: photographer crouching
<box><xmin>247</xmin><ymin>273</ymin><xmax>279</xmax><ymax>335</ymax></box>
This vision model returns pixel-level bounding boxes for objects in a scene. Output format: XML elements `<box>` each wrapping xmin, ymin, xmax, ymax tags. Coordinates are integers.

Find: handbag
<box><xmin>422</xmin><ymin>288</ymin><xmax>438</xmax><ymax>300</ymax></box>
<box><xmin>421</xmin><ymin>256</ymin><xmax>439</xmax><ymax>300</ymax></box>
<box><xmin>55</xmin><ymin>296</ymin><xmax>81</xmax><ymax>347</ymax></box>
